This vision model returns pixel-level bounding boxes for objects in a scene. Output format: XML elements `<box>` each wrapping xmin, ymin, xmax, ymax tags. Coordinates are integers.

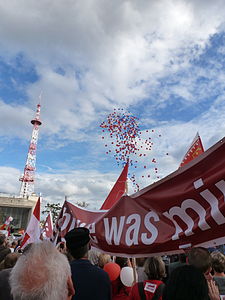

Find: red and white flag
<box><xmin>179</xmin><ymin>132</ymin><xmax>204</xmax><ymax>168</ymax></box>
<box><xmin>20</xmin><ymin>197</ymin><xmax>41</xmax><ymax>249</ymax></box>
<box><xmin>0</xmin><ymin>216</ymin><xmax>13</xmax><ymax>230</ymax></box>
<box><xmin>42</xmin><ymin>212</ymin><xmax>53</xmax><ymax>239</ymax></box>
<box><xmin>100</xmin><ymin>162</ymin><xmax>129</xmax><ymax>210</ymax></box>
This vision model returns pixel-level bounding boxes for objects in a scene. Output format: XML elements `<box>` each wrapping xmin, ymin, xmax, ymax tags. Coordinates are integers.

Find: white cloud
<box><xmin>0</xmin><ymin>167</ymin><xmax>20</xmax><ymax>194</ymax></box>
<box><xmin>0</xmin><ymin>93</ymin><xmax>224</xmax><ymax>208</ymax></box>
<box><xmin>0</xmin><ymin>0</ymin><xmax>225</xmax><ymax>206</ymax></box>
<box><xmin>37</xmin><ymin>169</ymin><xmax>125</xmax><ymax>207</ymax></box>
<box><xmin>0</xmin><ymin>100</ymin><xmax>33</xmax><ymax>139</ymax></box>
<box><xmin>0</xmin><ymin>0</ymin><xmax>224</xmax><ymax>140</ymax></box>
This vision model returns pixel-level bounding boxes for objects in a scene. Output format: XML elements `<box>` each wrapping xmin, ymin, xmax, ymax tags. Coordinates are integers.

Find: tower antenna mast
<box><xmin>19</xmin><ymin>102</ymin><xmax>42</xmax><ymax>198</ymax></box>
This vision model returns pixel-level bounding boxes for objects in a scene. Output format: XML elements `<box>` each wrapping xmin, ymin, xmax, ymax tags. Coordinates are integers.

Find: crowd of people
<box><xmin>0</xmin><ymin>229</ymin><xmax>225</xmax><ymax>300</ymax></box>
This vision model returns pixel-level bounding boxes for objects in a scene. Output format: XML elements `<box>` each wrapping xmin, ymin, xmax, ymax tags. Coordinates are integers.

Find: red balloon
<box><xmin>103</xmin><ymin>263</ymin><xmax>121</xmax><ymax>282</ymax></box>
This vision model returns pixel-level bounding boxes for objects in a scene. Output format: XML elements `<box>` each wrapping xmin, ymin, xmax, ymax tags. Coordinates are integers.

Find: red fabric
<box><xmin>101</xmin><ymin>163</ymin><xmax>128</xmax><ymax>209</ymax></box>
<box><xmin>129</xmin><ymin>280</ymin><xmax>163</xmax><ymax>300</ymax></box>
<box><xmin>113</xmin><ymin>286</ymin><xmax>131</xmax><ymax>300</ymax></box>
<box><xmin>112</xmin><ymin>278</ymin><xmax>121</xmax><ymax>296</ymax></box>
<box><xmin>42</xmin><ymin>212</ymin><xmax>53</xmax><ymax>238</ymax></box>
<box><xmin>20</xmin><ymin>233</ymin><xmax>30</xmax><ymax>248</ymax></box>
<box><xmin>180</xmin><ymin>133</ymin><xmax>204</xmax><ymax>167</ymax></box>
<box><xmin>54</xmin><ymin>136</ymin><xmax>225</xmax><ymax>256</ymax></box>
<box><xmin>0</xmin><ymin>224</ymin><xmax>6</xmax><ymax>230</ymax></box>
<box><xmin>20</xmin><ymin>197</ymin><xmax>40</xmax><ymax>248</ymax></box>
<box><xmin>33</xmin><ymin>197</ymin><xmax>40</xmax><ymax>220</ymax></box>
<box><xmin>0</xmin><ymin>216</ymin><xmax>13</xmax><ymax>230</ymax></box>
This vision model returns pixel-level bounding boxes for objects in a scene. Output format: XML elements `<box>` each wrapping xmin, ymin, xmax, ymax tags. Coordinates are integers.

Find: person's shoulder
<box><xmin>0</xmin><ymin>268</ymin><xmax>11</xmax><ymax>277</ymax></box>
<box><xmin>90</xmin><ymin>264</ymin><xmax>111</xmax><ymax>283</ymax></box>
<box><xmin>0</xmin><ymin>246</ymin><xmax>10</xmax><ymax>253</ymax></box>
<box><xmin>213</xmin><ymin>276</ymin><xmax>225</xmax><ymax>283</ymax></box>
<box><xmin>90</xmin><ymin>263</ymin><xmax>110</xmax><ymax>276</ymax></box>
<box><xmin>71</xmin><ymin>259</ymin><xmax>108</xmax><ymax>275</ymax></box>
<box><xmin>143</xmin><ymin>279</ymin><xmax>164</xmax><ymax>290</ymax></box>
<box><xmin>129</xmin><ymin>283</ymin><xmax>139</xmax><ymax>298</ymax></box>
<box><xmin>0</xmin><ymin>268</ymin><xmax>11</xmax><ymax>286</ymax></box>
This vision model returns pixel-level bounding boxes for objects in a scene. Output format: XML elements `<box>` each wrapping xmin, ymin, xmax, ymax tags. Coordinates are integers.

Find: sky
<box><xmin>0</xmin><ymin>0</ymin><xmax>225</xmax><ymax>210</ymax></box>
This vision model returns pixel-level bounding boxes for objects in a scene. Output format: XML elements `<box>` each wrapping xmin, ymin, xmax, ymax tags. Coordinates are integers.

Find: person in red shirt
<box><xmin>129</xmin><ymin>256</ymin><xmax>165</xmax><ymax>300</ymax></box>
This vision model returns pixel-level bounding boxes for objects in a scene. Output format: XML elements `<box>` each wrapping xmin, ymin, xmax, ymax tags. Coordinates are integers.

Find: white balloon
<box><xmin>120</xmin><ymin>267</ymin><xmax>137</xmax><ymax>287</ymax></box>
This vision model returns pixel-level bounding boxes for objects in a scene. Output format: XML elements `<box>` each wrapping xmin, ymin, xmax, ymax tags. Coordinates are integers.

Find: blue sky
<box><xmin>0</xmin><ymin>0</ymin><xmax>225</xmax><ymax>208</ymax></box>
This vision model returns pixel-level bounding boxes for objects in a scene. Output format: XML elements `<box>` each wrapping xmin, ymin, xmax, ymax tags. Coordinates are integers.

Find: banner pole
<box><xmin>131</xmin><ymin>257</ymin><xmax>137</xmax><ymax>283</ymax></box>
<box><xmin>126</xmin><ymin>177</ymin><xmax>137</xmax><ymax>283</ymax></box>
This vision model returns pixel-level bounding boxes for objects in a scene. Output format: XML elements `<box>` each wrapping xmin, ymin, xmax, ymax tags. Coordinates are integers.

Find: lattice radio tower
<box><xmin>19</xmin><ymin>103</ymin><xmax>42</xmax><ymax>198</ymax></box>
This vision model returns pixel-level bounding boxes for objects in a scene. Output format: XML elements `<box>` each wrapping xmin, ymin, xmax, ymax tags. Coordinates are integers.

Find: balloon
<box><xmin>100</xmin><ymin>108</ymin><xmax>164</xmax><ymax>189</ymax></box>
<box><xmin>120</xmin><ymin>267</ymin><xmax>136</xmax><ymax>287</ymax></box>
<box><xmin>103</xmin><ymin>262</ymin><xmax>121</xmax><ymax>282</ymax></box>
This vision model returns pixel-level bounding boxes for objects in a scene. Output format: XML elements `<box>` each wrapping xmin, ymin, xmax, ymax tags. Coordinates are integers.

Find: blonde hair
<box><xmin>98</xmin><ymin>253</ymin><xmax>111</xmax><ymax>268</ymax></box>
<box><xmin>144</xmin><ymin>256</ymin><xmax>166</xmax><ymax>280</ymax></box>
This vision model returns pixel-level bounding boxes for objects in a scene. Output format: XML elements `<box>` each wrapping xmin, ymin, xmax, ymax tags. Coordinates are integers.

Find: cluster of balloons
<box><xmin>100</xmin><ymin>109</ymin><xmax>166</xmax><ymax>192</ymax></box>
<box><xmin>103</xmin><ymin>262</ymin><xmax>136</xmax><ymax>287</ymax></box>
<box><xmin>100</xmin><ymin>108</ymin><xmax>139</xmax><ymax>164</ymax></box>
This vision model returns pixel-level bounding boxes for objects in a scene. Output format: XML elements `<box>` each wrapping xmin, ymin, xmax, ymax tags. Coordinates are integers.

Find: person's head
<box><xmin>88</xmin><ymin>249</ymin><xmax>100</xmax><ymax>266</ymax></box>
<box><xmin>163</xmin><ymin>265</ymin><xmax>209</xmax><ymax>300</ymax></box>
<box><xmin>65</xmin><ymin>227</ymin><xmax>90</xmax><ymax>260</ymax></box>
<box><xmin>4</xmin><ymin>253</ymin><xmax>20</xmax><ymax>269</ymax></box>
<box><xmin>115</xmin><ymin>257</ymin><xmax>129</xmax><ymax>268</ymax></box>
<box><xmin>178</xmin><ymin>253</ymin><xmax>187</xmax><ymax>263</ymax></box>
<box><xmin>11</xmin><ymin>241</ymin><xmax>18</xmax><ymax>249</ymax></box>
<box><xmin>188</xmin><ymin>247</ymin><xmax>212</xmax><ymax>274</ymax></box>
<box><xmin>144</xmin><ymin>256</ymin><xmax>166</xmax><ymax>280</ymax></box>
<box><xmin>0</xmin><ymin>234</ymin><xmax>6</xmax><ymax>246</ymax></box>
<box><xmin>10</xmin><ymin>241</ymin><xmax>74</xmax><ymax>300</ymax></box>
<box><xmin>98</xmin><ymin>253</ymin><xmax>111</xmax><ymax>268</ymax></box>
<box><xmin>136</xmin><ymin>257</ymin><xmax>147</xmax><ymax>267</ymax></box>
<box><xmin>211</xmin><ymin>251</ymin><xmax>225</xmax><ymax>274</ymax></box>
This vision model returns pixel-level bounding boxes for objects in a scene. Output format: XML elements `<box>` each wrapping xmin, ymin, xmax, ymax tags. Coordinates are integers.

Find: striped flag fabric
<box><xmin>42</xmin><ymin>211</ymin><xmax>53</xmax><ymax>239</ymax></box>
<box><xmin>0</xmin><ymin>216</ymin><xmax>13</xmax><ymax>230</ymax></box>
<box><xmin>20</xmin><ymin>197</ymin><xmax>41</xmax><ymax>249</ymax></box>
<box><xmin>180</xmin><ymin>132</ymin><xmax>204</xmax><ymax>167</ymax></box>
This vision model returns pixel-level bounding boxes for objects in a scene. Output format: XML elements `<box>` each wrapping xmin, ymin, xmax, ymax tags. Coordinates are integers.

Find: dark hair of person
<box><xmin>211</xmin><ymin>251</ymin><xmax>225</xmax><ymax>273</ymax></box>
<box><xmin>163</xmin><ymin>265</ymin><xmax>209</xmax><ymax>300</ymax></box>
<box><xmin>144</xmin><ymin>256</ymin><xmax>166</xmax><ymax>280</ymax></box>
<box><xmin>115</xmin><ymin>257</ymin><xmax>129</xmax><ymax>268</ymax></box>
<box><xmin>4</xmin><ymin>253</ymin><xmax>20</xmax><ymax>269</ymax></box>
<box><xmin>0</xmin><ymin>234</ymin><xmax>6</xmax><ymax>246</ymax></box>
<box><xmin>188</xmin><ymin>247</ymin><xmax>211</xmax><ymax>273</ymax></box>
<box><xmin>136</xmin><ymin>257</ymin><xmax>147</xmax><ymax>267</ymax></box>
<box><xmin>11</xmin><ymin>241</ymin><xmax>17</xmax><ymax>247</ymax></box>
<box><xmin>179</xmin><ymin>253</ymin><xmax>186</xmax><ymax>263</ymax></box>
<box><xmin>68</xmin><ymin>244</ymin><xmax>89</xmax><ymax>260</ymax></box>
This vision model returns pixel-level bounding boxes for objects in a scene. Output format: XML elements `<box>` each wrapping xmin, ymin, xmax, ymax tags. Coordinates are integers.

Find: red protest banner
<box><xmin>54</xmin><ymin>137</ymin><xmax>225</xmax><ymax>257</ymax></box>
